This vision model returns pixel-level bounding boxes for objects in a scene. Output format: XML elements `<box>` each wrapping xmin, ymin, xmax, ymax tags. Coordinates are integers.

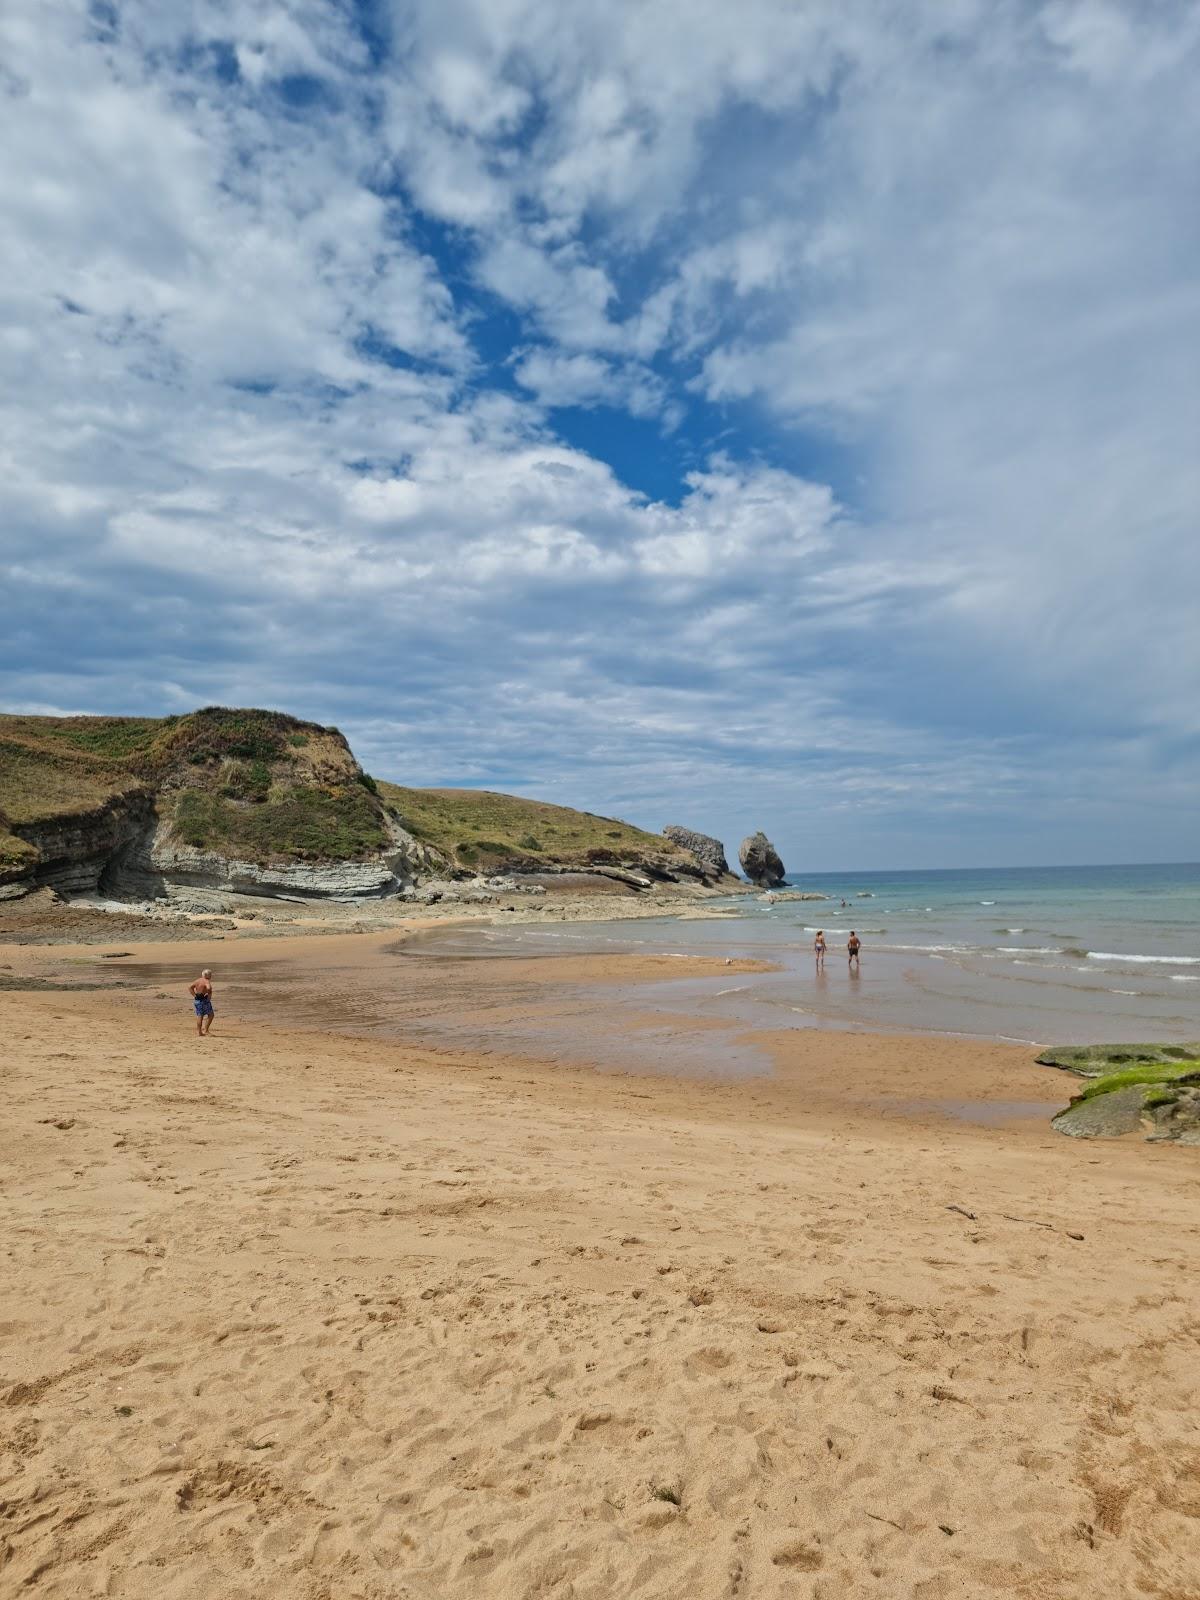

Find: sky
<box><xmin>1</xmin><ymin>0</ymin><xmax>1198</xmax><ymax>870</ymax></box>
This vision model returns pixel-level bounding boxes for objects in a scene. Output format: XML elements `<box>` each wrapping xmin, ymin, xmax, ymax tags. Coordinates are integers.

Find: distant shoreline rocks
<box><xmin>739</xmin><ymin>832</ymin><xmax>785</xmax><ymax>888</ymax></box>
<box><xmin>662</xmin><ymin>825</ymin><xmax>730</xmax><ymax>881</ymax></box>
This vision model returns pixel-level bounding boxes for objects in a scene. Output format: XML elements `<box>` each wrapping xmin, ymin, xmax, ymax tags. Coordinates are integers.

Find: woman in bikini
<box><xmin>813</xmin><ymin>930</ymin><xmax>827</xmax><ymax>969</ymax></box>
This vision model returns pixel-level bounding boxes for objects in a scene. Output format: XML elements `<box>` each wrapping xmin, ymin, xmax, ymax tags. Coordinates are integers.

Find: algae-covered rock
<box><xmin>1037</xmin><ymin>1042</ymin><xmax>1200</xmax><ymax>1078</ymax></box>
<box><xmin>1146</xmin><ymin>1086</ymin><xmax>1200</xmax><ymax>1145</ymax></box>
<box><xmin>1053</xmin><ymin>1085</ymin><xmax>1152</xmax><ymax>1139</ymax></box>
<box><xmin>1050</xmin><ymin>1057</ymin><xmax>1200</xmax><ymax>1142</ymax></box>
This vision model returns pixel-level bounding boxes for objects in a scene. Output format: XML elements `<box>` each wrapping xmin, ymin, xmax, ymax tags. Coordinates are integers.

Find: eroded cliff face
<box><xmin>103</xmin><ymin>813</ymin><xmax>437</xmax><ymax>901</ymax></box>
<box><xmin>9</xmin><ymin>791</ymin><xmax>156</xmax><ymax>898</ymax></box>
<box><xmin>661</xmin><ymin>825</ymin><xmax>731</xmax><ymax>881</ymax></box>
<box><xmin>1</xmin><ymin>708</ymin><xmax>434</xmax><ymax>905</ymax></box>
<box><xmin>6</xmin><ymin>808</ymin><xmax>441</xmax><ymax>904</ymax></box>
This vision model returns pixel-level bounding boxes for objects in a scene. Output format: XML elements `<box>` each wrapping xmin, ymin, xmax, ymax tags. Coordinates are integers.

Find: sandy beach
<box><xmin>2</xmin><ymin>928</ymin><xmax>1198</xmax><ymax>1599</ymax></box>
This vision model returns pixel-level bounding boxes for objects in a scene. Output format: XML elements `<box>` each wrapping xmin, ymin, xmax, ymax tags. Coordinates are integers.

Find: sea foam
<box><xmin>1087</xmin><ymin>951</ymin><xmax>1200</xmax><ymax>965</ymax></box>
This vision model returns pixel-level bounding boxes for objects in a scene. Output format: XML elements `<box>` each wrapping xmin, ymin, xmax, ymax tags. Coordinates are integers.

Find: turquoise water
<box><xmin>451</xmin><ymin>863</ymin><xmax>1200</xmax><ymax>1048</ymax></box>
<box><xmin>768</xmin><ymin>861</ymin><xmax>1200</xmax><ymax>967</ymax></box>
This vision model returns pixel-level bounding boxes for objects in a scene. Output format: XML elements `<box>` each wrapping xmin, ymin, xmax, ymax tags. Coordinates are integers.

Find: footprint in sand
<box><xmin>685</xmin><ymin>1347</ymin><xmax>733</xmax><ymax>1375</ymax></box>
<box><xmin>771</xmin><ymin>1539</ymin><xmax>824</xmax><ymax>1570</ymax></box>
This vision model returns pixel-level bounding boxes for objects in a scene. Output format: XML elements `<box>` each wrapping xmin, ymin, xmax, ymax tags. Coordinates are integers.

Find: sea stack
<box><xmin>739</xmin><ymin>831</ymin><xmax>785</xmax><ymax>888</ymax></box>
<box><xmin>662</xmin><ymin>825</ymin><xmax>730</xmax><ymax>881</ymax></box>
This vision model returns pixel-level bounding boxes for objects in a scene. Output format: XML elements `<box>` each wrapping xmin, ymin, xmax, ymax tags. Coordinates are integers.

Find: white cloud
<box><xmin>1</xmin><ymin>0</ymin><xmax>1197</xmax><ymax>865</ymax></box>
<box><xmin>511</xmin><ymin>349</ymin><xmax>674</xmax><ymax>421</ymax></box>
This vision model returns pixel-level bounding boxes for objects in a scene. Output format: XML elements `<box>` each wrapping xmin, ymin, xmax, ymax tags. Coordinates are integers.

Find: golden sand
<box><xmin>1</xmin><ymin>929</ymin><xmax>1197</xmax><ymax>1598</ymax></box>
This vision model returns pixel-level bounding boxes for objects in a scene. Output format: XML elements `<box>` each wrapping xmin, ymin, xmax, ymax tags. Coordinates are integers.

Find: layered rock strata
<box><xmin>662</xmin><ymin>825</ymin><xmax>730</xmax><ymax>881</ymax></box>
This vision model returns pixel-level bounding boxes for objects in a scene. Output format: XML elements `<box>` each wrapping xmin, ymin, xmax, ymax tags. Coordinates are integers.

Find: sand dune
<box><xmin>1</xmin><ymin>942</ymin><xmax>1198</xmax><ymax>1598</ymax></box>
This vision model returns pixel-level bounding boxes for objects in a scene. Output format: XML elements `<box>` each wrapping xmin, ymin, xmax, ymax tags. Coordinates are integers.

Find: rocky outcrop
<box><xmin>5</xmin><ymin>804</ymin><xmax>438</xmax><ymax>906</ymax></box>
<box><xmin>102</xmin><ymin>814</ymin><xmax>432</xmax><ymax>903</ymax></box>
<box><xmin>1053</xmin><ymin>1080</ymin><xmax>1200</xmax><ymax>1143</ymax></box>
<box><xmin>662</xmin><ymin>826</ymin><xmax>730</xmax><ymax>881</ymax></box>
<box><xmin>1042</xmin><ymin>1043</ymin><xmax>1200</xmax><ymax>1144</ymax></box>
<box><xmin>12</xmin><ymin>791</ymin><xmax>155</xmax><ymax>897</ymax></box>
<box><xmin>738</xmin><ymin>831</ymin><xmax>785</xmax><ymax>888</ymax></box>
<box><xmin>1038</xmin><ymin>1043</ymin><xmax>1200</xmax><ymax>1077</ymax></box>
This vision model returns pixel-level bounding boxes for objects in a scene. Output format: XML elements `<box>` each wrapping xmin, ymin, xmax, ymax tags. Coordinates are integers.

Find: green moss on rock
<box><xmin>1037</xmin><ymin>1042</ymin><xmax>1200</xmax><ymax>1078</ymax></box>
<box><xmin>1076</xmin><ymin>1061</ymin><xmax>1200</xmax><ymax>1101</ymax></box>
<box><xmin>1050</xmin><ymin>1053</ymin><xmax>1200</xmax><ymax>1143</ymax></box>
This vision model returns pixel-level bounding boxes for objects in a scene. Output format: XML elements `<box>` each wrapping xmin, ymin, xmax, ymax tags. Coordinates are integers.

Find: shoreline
<box><xmin>0</xmin><ymin>917</ymin><xmax>1073</xmax><ymax>1126</ymax></box>
<box><xmin>0</xmin><ymin>876</ymin><xmax>753</xmax><ymax>947</ymax></box>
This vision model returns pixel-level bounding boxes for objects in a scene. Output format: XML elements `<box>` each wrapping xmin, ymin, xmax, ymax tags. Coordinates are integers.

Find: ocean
<box><xmin>435</xmin><ymin>862</ymin><xmax>1200</xmax><ymax>1052</ymax></box>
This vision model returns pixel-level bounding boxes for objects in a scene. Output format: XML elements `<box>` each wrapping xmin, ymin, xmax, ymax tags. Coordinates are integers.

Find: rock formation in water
<box><xmin>738</xmin><ymin>831</ymin><xmax>785</xmax><ymax>888</ymax></box>
<box><xmin>662</xmin><ymin>825</ymin><xmax>730</xmax><ymax>881</ymax></box>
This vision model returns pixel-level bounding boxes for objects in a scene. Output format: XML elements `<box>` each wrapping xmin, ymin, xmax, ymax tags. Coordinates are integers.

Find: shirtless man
<box><xmin>847</xmin><ymin>932</ymin><xmax>861</xmax><ymax>969</ymax></box>
<box><xmin>189</xmin><ymin>968</ymin><xmax>215</xmax><ymax>1037</ymax></box>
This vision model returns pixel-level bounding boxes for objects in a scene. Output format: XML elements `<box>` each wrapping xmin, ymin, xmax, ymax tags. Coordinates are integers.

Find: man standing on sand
<box><xmin>189</xmin><ymin>969</ymin><xmax>215</xmax><ymax>1037</ymax></box>
<box><xmin>847</xmin><ymin>932</ymin><xmax>861</xmax><ymax>969</ymax></box>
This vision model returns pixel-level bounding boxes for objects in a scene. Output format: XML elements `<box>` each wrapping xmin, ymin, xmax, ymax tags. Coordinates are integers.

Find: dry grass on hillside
<box><xmin>377</xmin><ymin>782</ymin><xmax>686</xmax><ymax>871</ymax></box>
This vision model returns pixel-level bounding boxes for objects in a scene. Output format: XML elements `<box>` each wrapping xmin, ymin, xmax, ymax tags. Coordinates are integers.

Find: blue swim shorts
<box><xmin>193</xmin><ymin>997</ymin><xmax>214</xmax><ymax>1017</ymax></box>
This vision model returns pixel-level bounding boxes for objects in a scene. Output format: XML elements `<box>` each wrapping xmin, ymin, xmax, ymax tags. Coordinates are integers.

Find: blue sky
<box><xmin>1</xmin><ymin>0</ymin><xmax>1198</xmax><ymax>869</ymax></box>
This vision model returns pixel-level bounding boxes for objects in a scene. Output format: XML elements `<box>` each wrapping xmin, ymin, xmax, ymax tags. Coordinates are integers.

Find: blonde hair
<box><xmin>201</xmin><ymin>968</ymin><xmax>212</xmax><ymax>978</ymax></box>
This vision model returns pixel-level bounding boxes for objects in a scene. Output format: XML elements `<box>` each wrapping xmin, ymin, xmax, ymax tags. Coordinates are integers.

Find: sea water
<box><xmin>436</xmin><ymin>863</ymin><xmax>1200</xmax><ymax>1048</ymax></box>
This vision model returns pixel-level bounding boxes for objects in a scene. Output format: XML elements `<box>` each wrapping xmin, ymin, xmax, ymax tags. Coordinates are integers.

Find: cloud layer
<box><xmin>2</xmin><ymin>0</ymin><xmax>1197</xmax><ymax>866</ymax></box>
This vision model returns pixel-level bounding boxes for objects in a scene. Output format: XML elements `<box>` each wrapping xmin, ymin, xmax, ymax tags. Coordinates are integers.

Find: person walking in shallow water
<box><xmin>813</xmin><ymin>930</ymin><xmax>827</xmax><ymax>970</ymax></box>
<box><xmin>847</xmin><ymin>931</ymin><xmax>861</xmax><ymax>969</ymax></box>
<box><xmin>189</xmin><ymin>968</ymin><xmax>215</xmax><ymax>1037</ymax></box>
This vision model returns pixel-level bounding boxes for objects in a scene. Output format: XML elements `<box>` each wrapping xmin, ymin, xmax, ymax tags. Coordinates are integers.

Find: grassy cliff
<box><xmin>1</xmin><ymin>710</ymin><xmax>697</xmax><ymax>888</ymax></box>
<box><xmin>376</xmin><ymin>783</ymin><xmax>692</xmax><ymax>874</ymax></box>
<box><xmin>0</xmin><ymin>709</ymin><xmax>391</xmax><ymax>877</ymax></box>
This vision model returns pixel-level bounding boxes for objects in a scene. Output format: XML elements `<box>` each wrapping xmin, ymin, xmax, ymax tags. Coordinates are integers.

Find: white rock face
<box><xmin>108</xmin><ymin>815</ymin><xmax>434</xmax><ymax>903</ymax></box>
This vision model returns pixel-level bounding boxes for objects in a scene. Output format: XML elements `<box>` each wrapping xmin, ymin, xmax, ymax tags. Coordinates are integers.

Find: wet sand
<box><xmin>1</xmin><ymin>927</ymin><xmax>1198</xmax><ymax>1598</ymax></box>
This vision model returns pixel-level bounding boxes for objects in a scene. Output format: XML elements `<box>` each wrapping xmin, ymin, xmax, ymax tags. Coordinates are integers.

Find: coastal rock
<box><xmin>1145</xmin><ymin>1086</ymin><xmax>1200</xmax><ymax>1145</ymax></box>
<box><xmin>738</xmin><ymin>832</ymin><xmax>785</xmax><ymax>889</ymax></box>
<box><xmin>1053</xmin><ymin>1082</ymin><xmax>1200</xmax><ymax>1143</ymax></box>
<box><xmin>102</xmin><ymin>813</ymin><xmax>426</xmax><ymax>903</ymax></box>
<box><xmin>1052</xmin><ymin>1085</ymin><xmax>1152</xmax><ymax>1139</ymax></box>
<box><xmin>662</xmin><ymin>826</ymin><xmax>730</xmax><ymax>881</ymax></box>
<box><xmin>12</xmin><ymin>791</ymin><xmax>156</xmax><ymax>897</ymax></box>
<box><xmin>1037</xmin><ymin>1043</ymin><xmax>1200</xmax><ymax>1078</ymax></box>
<box><xmin>1044</xmin><ymin>1042</ymin><xmax>1200</xmax><ymax>1143</ymax></box>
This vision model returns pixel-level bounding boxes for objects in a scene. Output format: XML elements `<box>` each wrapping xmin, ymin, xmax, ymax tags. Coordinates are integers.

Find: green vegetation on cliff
<box><xmin>174</xmin><ymin>784</ymin><xmax>388</xmax><ymax>863</ymax></box>
<box><xmin>0</xmin><ymin>729</ymin><xmax>139</xmax><ymax>825</ymax></box>
<box><xmin>376</xmin><ymin>783</ymin><xmax>689</xmax><ymax>873</ymax></box>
